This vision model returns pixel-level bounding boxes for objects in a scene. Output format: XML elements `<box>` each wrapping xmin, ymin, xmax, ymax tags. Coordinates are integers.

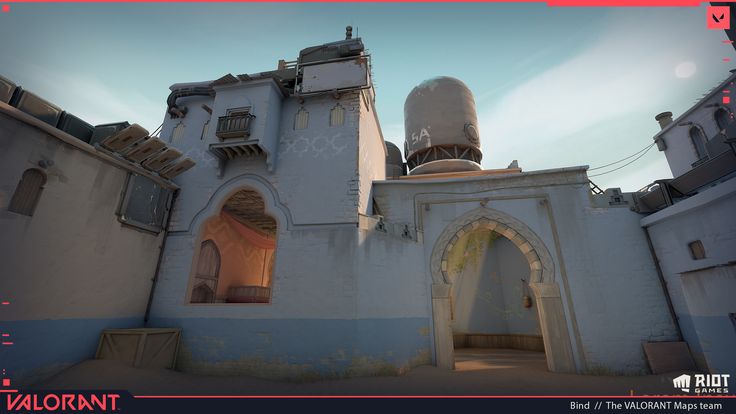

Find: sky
<box><xmin>0</xmin><ymin>3</ymin><xmax>732</xmax><ymax>191</ymax></box>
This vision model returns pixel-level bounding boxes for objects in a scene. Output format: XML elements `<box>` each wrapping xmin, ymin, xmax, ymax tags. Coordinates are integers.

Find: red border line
<box><xmin>0</xmin><ymin>0</ymin><xmax>715</xmax><ymax>6</ymax></box>
<box><xmin>133</xmin><ymin>395</ymin><xmax>736</xmax><ymax>399</ymax></box>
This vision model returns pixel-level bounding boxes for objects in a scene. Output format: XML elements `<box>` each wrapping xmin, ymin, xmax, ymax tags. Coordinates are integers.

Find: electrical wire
<box><xmin>149</xmin><ymin>122</ymin><xmax>163</xmax><ymax>137</ymax></box>
<box><xmin>588</xmin><ymin>142</ymin><xmax>657</xmax><ymax>171</ymax></box>
<box><xmin>588</xmin><ymin>144</ymin><xmax>657</xmax><ymax>177</ymax></box>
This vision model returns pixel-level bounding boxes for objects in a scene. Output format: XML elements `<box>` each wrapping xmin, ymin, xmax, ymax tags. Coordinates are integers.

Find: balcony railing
<box><xmin>216</xmin><ymin>113</ymin><xmax>255</xmax><ymax>139</ymax></box>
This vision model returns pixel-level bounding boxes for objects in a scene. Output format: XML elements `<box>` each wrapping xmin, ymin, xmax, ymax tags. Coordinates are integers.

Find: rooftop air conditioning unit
<box><xmin>90</xmin><ymin>122</ymin><xmax>131</xmax><ymax>146</ymax></box>
<box><xmin>100</xmin><ymin>123</ymin><xmax>149</xmax><ymax>152</ymax></box>
<box><xmin>11</xmin><ymin>90</ymin><xmax>63</xmax><ymax>126</ymax></box>
<box><xmin>0</xmin><ymin>75</ymin><xmax>17</xmax><ymax>104</ymax></box>
<box><xmin>124</xmin><ymin>137</ymin><xmax>166</xmax><ymax>163</ymax></box>
<box><xmin>142</xmin><ymin>148</ymin><xmax>182</xmax><ymax>172</ymax></box>
<box><xmin>57</xmin><ymin>112</ymin><xmax>94</xmax><ymax>144</ymax></box>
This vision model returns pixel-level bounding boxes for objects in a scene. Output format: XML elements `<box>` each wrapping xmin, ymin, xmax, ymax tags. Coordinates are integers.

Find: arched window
<box><xmin>715</xmin><ymin>107</ymin><xmax>731</xmax><ymax>131</ymax></box>
<box><xmin>329</xmin><ymin>104</ymin><xmax>345</xmax><ymax>127</ymax></box>
<box><xmin>200</xmin><ymin>120</ymin><xmax>210</xmax><ymax>140</ymax></box>
<box><xmin>191</xmin><ymin>240</ymin><xmax>221</xmax><ymax>303</ymax></box>
<box><xmin>8</xmin><ymin>168</ymin><xmax>46</xmax><ymax>216</ymax></box>
<box><xmin>189</xmin><ymin>188</ymin><xmax>278</xmax><ymax>305</ymax></box>
<box><xmin>689</xmin><ymin>126</ymin><xmax>708</xmax><ymax>160</ymax></box>
<box><xmin>171</xmin><ymin>122</ymin><xmax>185</xmax><ymax>143</ymax></box>
<box><xmin>294</xmin><ymin>107</ymin><xmax>309</xmax><ymax>130</ymax></box>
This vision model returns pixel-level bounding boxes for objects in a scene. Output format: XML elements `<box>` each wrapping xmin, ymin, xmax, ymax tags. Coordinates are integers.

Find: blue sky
<box><xmin>0</xmin><ymin>3</ymin><xmax>731</xmax><ymax>190</ymax></box>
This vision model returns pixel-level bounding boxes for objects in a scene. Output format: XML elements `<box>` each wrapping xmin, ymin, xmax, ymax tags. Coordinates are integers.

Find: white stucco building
<box><xmin>2</xmin><ymin>30</ymin><xmax>733</xmax><ymax>385</ymax></box>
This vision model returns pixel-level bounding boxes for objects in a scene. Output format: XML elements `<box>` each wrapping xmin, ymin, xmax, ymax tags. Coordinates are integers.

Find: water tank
<box><xmin>385</xmin><ymin>141</ymin><xmax>406</xmax><ymax>179</ymax></box>
<box><xmin>404</xmin><ymin>76</ymin><xmax>482</xmax><ymax>175</ymax></box>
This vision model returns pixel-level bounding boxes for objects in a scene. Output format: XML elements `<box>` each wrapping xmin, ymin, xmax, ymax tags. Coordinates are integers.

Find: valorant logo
<box><xmin>673</xmin><ymin>374</ymin><xmax>730</xmax><ymax>394</ymax></box>
<box><xmin>4</xmin><ymin>393</ymin><xmax>120</xmax><ymax>411</ymax></box>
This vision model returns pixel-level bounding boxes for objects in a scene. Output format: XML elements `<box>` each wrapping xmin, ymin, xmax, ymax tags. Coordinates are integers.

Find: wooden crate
<box><xmin>95</xmin><ymin>328</ymin><xmax>181</xmax><ymax>369</ymax></box>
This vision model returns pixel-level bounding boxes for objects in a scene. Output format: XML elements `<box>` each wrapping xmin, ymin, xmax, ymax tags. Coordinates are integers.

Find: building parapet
<box><xmin>0</xmin><ymin>102</ymin><xmax>178</xmax><ymax>190</ymax></box>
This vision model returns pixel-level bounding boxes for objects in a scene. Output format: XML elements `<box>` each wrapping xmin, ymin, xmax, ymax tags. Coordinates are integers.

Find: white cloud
<box><xmin>2</xmin><ymin>59</ymin><xmax>164</xmax><ymax>132</ymax></box>
<box><xmin>475</xmin><ymin>8</ymin><xmax>730</xmax><ymax>191</ymax></box>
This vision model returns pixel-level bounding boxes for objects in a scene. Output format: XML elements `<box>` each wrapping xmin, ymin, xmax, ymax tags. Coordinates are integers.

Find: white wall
<box><xmin>656</xmin><ymin>81</ymin><xmax>734</xmax><ymax>178</ymax></box>
<box><xmin>643</xmin><ymin>177</ymin><xmax>736</xmax><ymax>373</ymax></box>
<box><xmin>0</xmin><ymin>110</ymin><xmax>165</xmax><ymax>384</ymax></box>
<box><xmin>374</xmin><ymin>167</ymin><xmax>679</xmax><ymax>374</ymax></box>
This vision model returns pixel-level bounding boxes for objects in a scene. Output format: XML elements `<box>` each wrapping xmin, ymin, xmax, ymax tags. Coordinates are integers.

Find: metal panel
<box><xmin>0</xmin><ymin>75</ymin><xmax>16</xmax><ymax>104</ymax></box>
<box><xmin>12</xmin><ymin>90</ymin><xmax>63</xmax><ymax>126</ymax></box>
<box><xmin>96</xmin><ymin>328</ymin><xmax>181</xmax><ymax>369</ymax></box>
<box><xmin>57</xmin><ymin>112</ymin><xmax>94</xmax><ymax>143</ymax></box>
<box><xmin>301</xmin><ymin>57</ymin><xmax>369</xmax><ymax>93</ymax></box>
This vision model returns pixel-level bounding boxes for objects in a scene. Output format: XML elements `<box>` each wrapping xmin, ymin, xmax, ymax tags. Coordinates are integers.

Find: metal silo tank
<box><xmin>385</xmin><ymin>141</ymin><xmax>406</xmax><ymax>179</ymax></box>
<box><xmin>404</xmin><ymin>76</ymin><xmax>483</xmax><ymax>175</ymax></box>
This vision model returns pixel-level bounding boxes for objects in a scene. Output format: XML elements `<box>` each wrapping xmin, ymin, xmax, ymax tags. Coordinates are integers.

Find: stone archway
<box><xmin>429</xmin><ymin>207</ymin><xmax>576</xmax><ymax>373</ymax></box>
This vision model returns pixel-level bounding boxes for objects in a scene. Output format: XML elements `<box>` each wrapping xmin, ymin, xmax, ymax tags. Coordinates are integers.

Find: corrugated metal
<box><xmin>8</xmin><ymin>169</ymin><xmax>46</xmax><ymax>216</ymax></box>
<box><xmin>330</xmin><ymin>104</ymin><xmax>345</xmax><ymax>127</ymax></box>
<box><xmin>294</xmin><ymin>107</ymin><xmax>309</xmax><ymax>130</ymax></box>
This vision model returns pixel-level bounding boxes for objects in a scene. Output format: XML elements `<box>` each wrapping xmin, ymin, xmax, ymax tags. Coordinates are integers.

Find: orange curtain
<box><xmin>221</xmin><ymin>211</ymin><xmax>276</xmax><ymax>250</ymax></box>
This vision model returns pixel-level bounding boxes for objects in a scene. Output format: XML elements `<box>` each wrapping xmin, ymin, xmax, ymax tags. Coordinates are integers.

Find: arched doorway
<box><xmin>188</xmin><ymin>187</ymin><xmax>278</xmax><ymax>304</ymax></box>
<box><xmin>430</xmin><ymin>208</ymin><xmax>576</xmax><ymax>373</ymax></box>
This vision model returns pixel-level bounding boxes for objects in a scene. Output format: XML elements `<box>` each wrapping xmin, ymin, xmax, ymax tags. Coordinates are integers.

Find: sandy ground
<box><xmin>34</xmin><ymin>349</ymin><xmax>685</xmax><ymax>396</ymax></box>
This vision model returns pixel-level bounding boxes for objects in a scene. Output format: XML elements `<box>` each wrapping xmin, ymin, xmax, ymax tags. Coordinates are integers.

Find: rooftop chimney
<box><xmin>655</xmin><ymin>111</ymin><xmax>673</xmax><ymax>130</ymax></box>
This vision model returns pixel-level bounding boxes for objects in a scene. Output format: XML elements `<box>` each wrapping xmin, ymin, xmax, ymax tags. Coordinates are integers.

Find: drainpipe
<box><xmin>144</xmin><ymin>189</ymin><xmax>179</xmax><ymax>324</ymax></box>
<box><xmin>643</xmin><ymin>226</ymin><xmax>683</xmax><ymax>341</ymax></box>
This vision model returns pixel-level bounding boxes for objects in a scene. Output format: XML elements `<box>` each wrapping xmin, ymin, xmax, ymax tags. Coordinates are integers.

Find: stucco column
<box><xmin>431</xmin><ymin>283</ymin><xmax>455</xmax><ymax>370</ymax></box>
<box><xmin>530</xmin><ymin>282</ymin><xmax>577</xmax><ymax>373</ymax></box>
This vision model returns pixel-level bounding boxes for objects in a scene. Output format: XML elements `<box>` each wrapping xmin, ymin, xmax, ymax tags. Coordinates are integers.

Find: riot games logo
<box><xmin>673</xmin><ymin>374</ymin><xmax>730</xmax><ymax>394</ymax></box>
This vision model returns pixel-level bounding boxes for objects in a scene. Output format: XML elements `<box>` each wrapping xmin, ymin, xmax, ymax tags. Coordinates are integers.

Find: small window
<box><xmin>689</xmin><ymin>126</ymin><xmax>708</xmax><ymax>160</ymax></box>
<box><xmin>330</xmin><ymin>104</ymin><xmax>345</xmax><ymax>127</ymax></box>
<box><xmin>688</xmin><ymin>240</ymin><xmax>706</xmax><ymax>260</ymax></box>
<box><xmin>8</xmin><ymin>168</ymin><xmax>46</xmax><ymax>216</ymax></box>
<box><xmin>715</xmin><ymin>107</ymin><xmax>731</xmax><ymax>131</ymax></box>
<box><xmin>294</xmin><ymin>107</ymin><xmax>309</xmax><ymax>130</ymax></box>
<box><xmin>201</xmin><ymin>120</ymin><xmax>210</xmax><ymax>140</ymax></box>
<box><xmin>117</xmin><ymin>173</ymin><xmax>172</xmax><ymax>232</ymax></box>
<box><xmin>171</xmin><ymin>122</ymin><xmax>185</xmax><ymax>143</ymax></box>
<box><xmin>227</xmin><ymin>107</ymin><xmax>251</xmax><ymax>117</ymax></box>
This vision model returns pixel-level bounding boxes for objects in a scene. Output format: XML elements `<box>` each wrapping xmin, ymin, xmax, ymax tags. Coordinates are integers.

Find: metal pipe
<box><xmin>144</xmin><ymin>188</ymin><xmax>179</xmax><ymax>324</ymax></box>
<box><xmin>167</xmin><ymin>86</ymin><xmax>215</xmax><ymax>119</ymax></box>
<box><xmin>643</xmin><ymin>226</ymin><xmax>683</xmax><ymax>341</ymax></box>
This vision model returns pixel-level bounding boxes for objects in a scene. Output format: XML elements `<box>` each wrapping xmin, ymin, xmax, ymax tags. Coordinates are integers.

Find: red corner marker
<box><xmin>708</xmin><ymin>6</ymin><xmax>730</xmax><ymax>30</ymax></box>
<box><xmin>1</xmin><ymin>5</ymin><xmax>9</xmax><ymax>13</ymax></box>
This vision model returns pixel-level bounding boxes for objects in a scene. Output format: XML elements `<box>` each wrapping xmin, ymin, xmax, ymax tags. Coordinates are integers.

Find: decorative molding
<box><xmin>430</xmin><ymin>207</ymin><xmax>555</xmax><ymax>285</ymax></box>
